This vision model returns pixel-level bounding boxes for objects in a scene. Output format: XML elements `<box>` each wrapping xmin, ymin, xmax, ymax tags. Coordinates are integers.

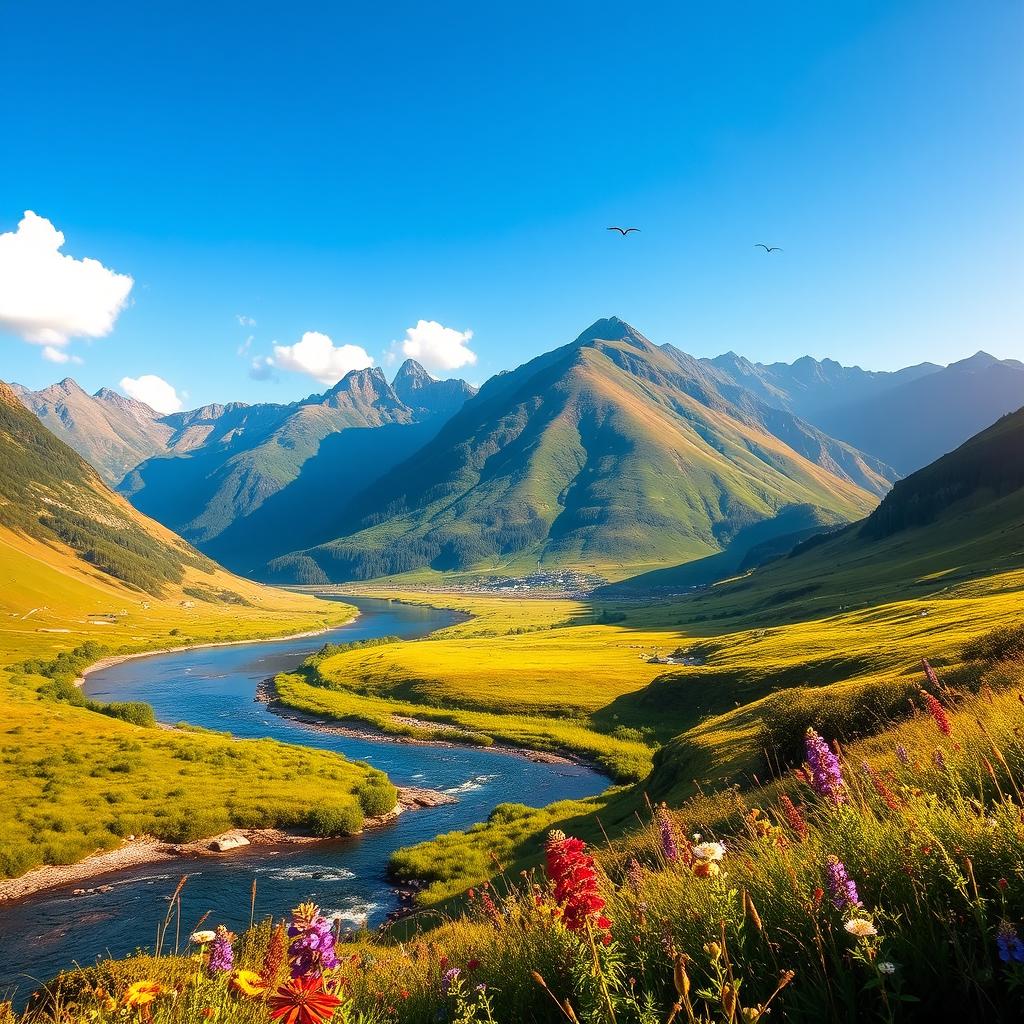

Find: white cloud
<box><xmin>119</xmin><ymin>374</ymin><xmax>184</xmax><ymax>414</ymax></box>
<box><xmin>237</xmin><ymin>334</ymin><xmax>254</xmax><ymax>356</ymax></box>
<box><xmin>249</xmin><ymin>354</ymin><xmax>275</xmax><ymax>381</ymax></box>
<box><xmin>395</xmin><ymin>319</ymin><xmax>476</xmax><ymax>372</ymax></box>
<box><xmin>42</xmin><ymin>345</ymin><xmax>83</xmax><ymax>365</ymax></box>
<box><xmin>271</xmin><ymin>331</ymin><xmax>373</xmax><ymax>385</ymax></box>
<box><xmin>0</xmin><ymin>211</ymin><xmax>133</xmax><ymax>346</ymax></box>
<box><xmin>236</xmin><ymin>314</ymin><xmax>257</xmax><ymax>327</ymax></box>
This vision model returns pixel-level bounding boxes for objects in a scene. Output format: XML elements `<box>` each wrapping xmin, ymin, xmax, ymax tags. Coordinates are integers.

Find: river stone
<box><xmin>211</xmin><ymin>833</ymin><xmax>250</xmax><ymax>852</ymax></box>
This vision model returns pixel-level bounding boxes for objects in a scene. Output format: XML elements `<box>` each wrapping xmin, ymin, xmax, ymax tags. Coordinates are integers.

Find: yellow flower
<box><xmin>124</xmin><ymin>980</ymin><xmax>164</xmax><ymax>1007</ymax></box>
<box><xmin>231</xmin><ymin>969</ymin><xmax>268</xmax><ymax>997</ymax></box>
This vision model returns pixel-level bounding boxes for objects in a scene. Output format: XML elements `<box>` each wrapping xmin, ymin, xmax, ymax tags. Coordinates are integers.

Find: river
<box><xmin>0</xmin><ymin>596</ymin><xmax>607</xmax><ymax>998</ymax></box>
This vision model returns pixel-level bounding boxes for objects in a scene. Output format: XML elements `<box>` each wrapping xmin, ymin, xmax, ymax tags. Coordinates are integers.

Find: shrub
<box><xmin>97</xmin><ymin>702</ymin><xmax>156</xmax><ymax>727</ymax></box>
<box><xmin>307</xmin><ymin>802</ymin><xmax>363</xmax><ymax>836</ymax></box>
<box><xmin>357</xmin><ymin>774</ymin><xmax>398</xmax><ymax>817</ymax></box>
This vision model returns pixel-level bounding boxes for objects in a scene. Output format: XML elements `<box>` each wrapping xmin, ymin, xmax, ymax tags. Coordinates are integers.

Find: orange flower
<box><xmin>269</xmin><ymin>977</ymin><xmax>344</xmax><ymax>1024</ymax></box>
<box><xmin>124</xmin><ymin>981</ymin><xmax>164</xmax><ymax>1008</ymax></box>
<box><xmin>692</xmin><ymin>860</ymin><xmax>720</xmax><ymax>879</ymax></box>
<box><xmin>232</xmin><ymin>969</ymin><xmax>268</xmax><ymax>997</ymax></box>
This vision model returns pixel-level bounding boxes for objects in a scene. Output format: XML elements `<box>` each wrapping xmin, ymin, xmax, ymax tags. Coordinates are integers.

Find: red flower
<box><xmin>466</xmin><ymin>959</ymin><xmax>480</xmax><ymax>972</ymax></box>
<box><xmin>268</xmin><ymin>977</ymin><xmax>343</xmax><ymax>1024</ymax></box>
<box><xmin>545</xmin><ymin>831</ymin><xmax>611</xmax><ymax>939</ymax></box>
<box><xmin>921</xmin><ymin>689</ymin><xmax>952</xmax><ymax>736</ymax></box>
<box><xmin>779</xmin><ymin>795</ymin><xmax>809</xmax><ymax>842</ymax></box>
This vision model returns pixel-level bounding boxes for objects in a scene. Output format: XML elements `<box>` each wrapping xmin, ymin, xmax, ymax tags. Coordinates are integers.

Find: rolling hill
<box><xmin>265</xmin><ymin>317</ymin><xmax>894</xmax><ymax>583</ymax></box>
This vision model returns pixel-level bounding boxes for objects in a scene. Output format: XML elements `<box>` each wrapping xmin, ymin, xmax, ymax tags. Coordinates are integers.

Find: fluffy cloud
<box><xmin>271</xmin><ymin>331</ymin><xmax>373</xmax><ymax>385</ymax></box>
<box><xmin>396</xmin><ymin>320</ymin><xmax>476</xmax><ymax>372</ymax></box>
<box><xmin>236</xmin><ymin>314</ymin><xmax>256</xmax><ymax>327</ymax></box>
<box><xmin>42</xmin><ymin>345</ymin><xmax>83</xmax><ymax>365</ymax></box>
<box><xmin>0</xmin><ymin>211</ymin><xmax>133</xmax><ymax>346</ymax></box>
<box><xmin>119</xmin><ymin>374</ymin><xmax>184</xmax><ymax>414</ymax></box>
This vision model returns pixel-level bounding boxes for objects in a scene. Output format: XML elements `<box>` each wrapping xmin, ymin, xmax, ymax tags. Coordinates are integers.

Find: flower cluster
<box><xmin>825</xmin><ymin>856</ymin><xmax>861</xmax><ymax>912</ymax></box>
<box><xmin>287</xmin><ymin>902</ymin><xmax>340</xmax><ymax>978</ymax></box>
<box><xmin>921</xmin><ymin>689</ymin><xmax>952</xmax><ymax>736</ymax></box>
<box><xmin>545</xmin><ymin>830</ymin><xmax>612</xmax><ymax>941</ymax></box>
<box><xmin>997</xmin><ymin>921</ymin><xmax>1024</xmax><ymax>964</ymax></box>
<box><xmin>779</xmin><ymin>794</ymin><xmax>809</xmax><ymax>842</ymax></box>
<box><xmin>805</xmin><ymin>728</ymin><xmax>847</xmax><ymax>805</ymax></box>
<box><xmin>208</xmin><ymin>925</ymin><xmax>235</xmax><ymax>974</ymax></box>
<box><xmin>657</xmin><ymin>807</ymin><xmax>680</xmax><ymax>863</ymax></box>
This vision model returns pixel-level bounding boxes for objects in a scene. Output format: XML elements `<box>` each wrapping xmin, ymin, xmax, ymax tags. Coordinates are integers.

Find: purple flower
<box><xmin>626</xmin><ymin>857</ymin><xmax>645</xmax><ymax>893</ymax></box>
<box><xmin>287</xmin><ymin>902</ymin><xmax>339</xmax><ymax>979</ymax></box>
<box><xmin>997</xmin><ymin>921</ymin><xmax>1024</xmax><ymax>964</ymax></box>
<box><xmin>805</xmin><ymin>729</ymin><xmax>847</xmax><ymax>805</ymax></box>
<box><xmin>895</xmin><ymin>744</ymin><xmax>910</xmax><ymax>766</ymax></box>
<box><xmin>208</xmin><ymin>925</ymin><xmax>234</xmax><ymax>974</ymax></box>
<box><xmin>933</xmin><ymin>748</ymin><xmax>947</xmax><ymax>771</ymax></box>
<box><xmin>825</xmin><ymin>856</ymin><xmax>861</xmax><ymax>912</ymax></box>
<box><xmin>657</xmin><ymin>808</ymin><xmax>679</xmax><ymax>863</ymax></box>
<box><xmin>441</xmin><ymin>967</ymin><xmax>461</xmax><ymax>995</ymax></box>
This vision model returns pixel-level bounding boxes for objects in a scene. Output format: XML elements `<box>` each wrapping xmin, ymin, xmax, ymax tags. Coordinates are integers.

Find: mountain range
<box><xmin>11</xmin><ymin>316</ymin><xmax>1024</xmax><ymax>586</ymax></box>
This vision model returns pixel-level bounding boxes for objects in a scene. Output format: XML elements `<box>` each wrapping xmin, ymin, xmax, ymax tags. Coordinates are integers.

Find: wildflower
<box><xmin>805</xmin><ymin>728</ymin><xmax>847</xmax><ymax>804</ymax></box>
<box><xmin>287</xmin><ymin>902</ymin><xmax>339</xmax><ymax>978</ymax></box>
<box><xmin>626</xmin><ymin>857</ymin><xmax>645</xmax><ymax>893</ymax></box>
<box><xmin>693</xmin><ymin>860</ymin><xmax>720</xmax><ymax>879</ymax></box>
<box><xmin>231</xmin><ymin>970</ymin><xmax>267</xmax><ymax>997</ymax></box>
<box><xmin>692</xmin><ymin>841</ymin><xmax>726</xmax><ymax>862</ymax></box>
<box><xmin>466</xmin><ymin>958</ymin><xmax>480</xmax><ymax>972</ymax></box>
<box><xmin>933</xmin><ymin>748</ymin><xmax>947</xmax><ymax>771</ymax></box>
<box><xmin>441</xmin><ymin>968</ymin><xmax>461</xmax><ymax>995</ymax></box>
<box><xmin>268</xmin><ymin>977</ymin><xmax>343</xmax><ymax>1024</ymax></box>
<box><xmin>545</xmin><ymin>831</ymin><xmax>611</xmax><ymax>938</ymax></box>
<box><xmin>878</xmin><ymin>962</ymin><xmax>897</xmax><ymax>975</ymax></box>
<box><xmin>657</xmin><ymin>807</ymin><xmax>680</xmax><ymax>863</ymax></box>
<box><xmin>190</xmin><ymin>930</ymin><xmax>216</xmax><ymax>945</ymax></box>
<box><xmin>124</xmin><ymin>981</ymin><xmax>163</xmax><ymax>1008</ymax></box>
<box><xmin>825</xmin><ymin>856</ymin><xmax>861</xmax><ymax>912</ymax></box>
<box><xmin>262</xmin><ymin>922</ymin><xmax>287</xmax><ymax>988</ymax></box>
<box><xmin>209</xmin><ymin>926</ymin><xmax>235</xmax><ymax>974</ymax></box>
<box><xmin>779</xmin><ymin>795</ymin><xmax>808</xmax><ymax>842</ymax></box>
<box><xmin>921</xmin><ymin>657</ymin><xmax>942</xmax><ymax>689</ymax></box>
<box><xmin>861</xmin><ymin>761</ymin><xmax>902</xmax><ymax>812</ymax></box>
<box><xmin>895</xmin><ymin>744</ymin><xmax>910</xmax><ymax>766</ymax></box>
<box><xmin>844</xmin><ymin>918</ymin><xmax>877</xmax><ymax>938</ymax></box>
<box><xmin>921</xmin><ymin>690</ymin><xmax>952</xmax><ymax>736</ymax></box>
<box><xmin>997</xmin><ymin>921</ymin><xmax>1024</xmax><ymax>964</ymax></box>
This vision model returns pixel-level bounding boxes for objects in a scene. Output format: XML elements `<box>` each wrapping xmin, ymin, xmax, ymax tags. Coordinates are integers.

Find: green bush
<box><xmin>307</xmin><ymin>802</ymin><xmax>363</xmax><ymax>836</ymax></box>
<box><xmin>97</xmin><ymin>702</ymin><xmax>156</xmax><ymax>727</ymax></box>
<box><xmin>357</xmin><ymin>774</ymin><xmax>398</xmax><ymax>816</ymax></box>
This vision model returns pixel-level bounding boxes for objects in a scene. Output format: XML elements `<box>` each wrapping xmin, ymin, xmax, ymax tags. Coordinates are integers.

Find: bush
<box><xmin>357</xmin><ymin>774</ymin><xmax>398</xmax><ymax>817</ymax></box>
<box><xmin>97</xmin><ymin>702</ymin><xmax>156</xmax><ymax>727</ymax></box>
<box><xmin>307</xmin><ymin>802</ymin><xmax>363</xmax><ymax>836</ymax></box>
<box><xmin>961</xmin><ymin>623</ymin><xmax>1024</xmax><ymax>665</ymax></box>
<box><xmin>759</xmin><ymin>676</ymin><xmax>919</xmax><ymax>769</ymax></box>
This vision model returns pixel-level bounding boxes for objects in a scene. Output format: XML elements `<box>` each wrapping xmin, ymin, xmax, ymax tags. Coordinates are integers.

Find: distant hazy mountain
<box><xmin>708</xmin><ymin>350</ymin><xmax>1024</xmax><ymax>475</ymax></box>
<box><xmin>812</xmin><ymin>352</ymin><xmax>1024</xmax><ymax>474</ymax></box>
<box><xmin>265</xmin><ymin>317</ymin><xmax>892</xmax><ymax>584</ymax></box>
<box><xmin>0</xmin><ymin>381</ymin><xmax>212</xmax><ymax>595</ymax></box>
<box><xmin>118</xmin><ymin>362</ymin><xmax>476</xmax><ymax>571</ymax></box>
<box><xmin>706</xmin><ymin>352</ymin><xmax>941</xmax><ymax>423</ymax></box>
<box><xmin>15</xmin><ymin>378</ymin><xmax>173</xmax><ymax>484</ymax></box>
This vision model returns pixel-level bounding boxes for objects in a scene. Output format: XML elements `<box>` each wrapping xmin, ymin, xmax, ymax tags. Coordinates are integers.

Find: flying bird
<box><xmin>607</xmin><ymin>226</ymin><xmax>641</xmax><ymax>235</ymax></box>
<box><xmin>754</xmin><ymin>243</ymin><xmax>783</xmax><ymax>252</ymax></box>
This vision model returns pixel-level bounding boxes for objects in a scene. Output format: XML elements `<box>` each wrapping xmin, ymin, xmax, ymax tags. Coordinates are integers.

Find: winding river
<box><xmin>0</xmin><ymin>596</ymin><xmax>606</xmax><ymax>996</ymax></box>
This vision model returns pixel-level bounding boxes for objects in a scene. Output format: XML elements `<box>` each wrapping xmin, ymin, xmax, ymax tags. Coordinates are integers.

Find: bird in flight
<box><xmin>754</xmin><ymin>243</ymin><xmax>783</xmax><ymax>252</ymax></box>
<box><xmin>607</xmin><ymin>226</ymin><xmax>641</xmax><ymax>235</ymax></box>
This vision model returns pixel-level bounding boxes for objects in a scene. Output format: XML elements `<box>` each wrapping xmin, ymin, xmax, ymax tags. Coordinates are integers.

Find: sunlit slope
<box><xmin>268</xmin><ymin>318</ymin><xmax>884</xmax><ymax>582</ymax></box>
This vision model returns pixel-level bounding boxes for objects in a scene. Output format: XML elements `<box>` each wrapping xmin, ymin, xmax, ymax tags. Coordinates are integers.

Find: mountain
<box><xmin>706</xmin><ymin>352</ymin><xmax>940</xmax><ymax>424</ymax></box>
<box><xmin>119</xmin><ymin>363</ymin><xmax>476</xmax><ymax>572</ymax></box>
<box><xmin>620</xmin><ymin>401</ymin><xmax>1024</xmax><ymax>606</ymax></box>
<box><xmin>811</xmin><ymin>352</ymin><xmax>1024</xmax><ymax>474</ymax></box>
<box><xmin>264</xmin><ymin>317</ymin><xmax>892</xmax><ymax>584</ymax></box>
<box><xmin>0</xmin><ymin>380</ymin><xmax>213</xmax><ymax>595</ymax></box>
<box><xmin>14</xmin><ymin>378</ymin><xmax>172</xmax><ymax>484</ymax></box>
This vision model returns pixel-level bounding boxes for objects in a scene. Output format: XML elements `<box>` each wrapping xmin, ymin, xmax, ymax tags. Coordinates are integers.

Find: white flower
<box><xmin>878</xmin><ymin>961</ymin><xmax>897</xmax><ymax>975</ymax></box>
<box><xmin>692</xmin><ymin>833</ymin><xmax>702</xmax><ymax>841</ymax></box>
<box><xmin>190</xmin><ymin>930</ymin><xmax>216</xmax><ymax>944</ymax></box>
<box><xmin>844</xmin><ymin>918</ymin><xmax>878</xmax><ymax>938</ymax></box>
<box><xmin>692</xmin><ymin>841</ymin><xmax>726</xmax><ymax>862</ymax></box>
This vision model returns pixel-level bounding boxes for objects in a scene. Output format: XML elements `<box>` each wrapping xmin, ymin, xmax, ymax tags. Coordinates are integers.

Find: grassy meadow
<box><xmin>0</xmin><ymin>524</ymin><xmax>396</xmax><ymax>878</ymax></box>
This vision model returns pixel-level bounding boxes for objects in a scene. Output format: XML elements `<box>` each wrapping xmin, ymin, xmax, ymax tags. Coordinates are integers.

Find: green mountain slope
<box><xmin>266</xmin><ymin>318</ymin><xmax>888</xmax><ymax>583</ymax></box>
<box><xmin>632</xmin><ymin>403</ymin><xmax>1024</xmax><ymax>618</ymax></box>
<box><xmin>0</xmin><ymin>380</ymin><xmax>214</xmax><ymax>594</ymax></box>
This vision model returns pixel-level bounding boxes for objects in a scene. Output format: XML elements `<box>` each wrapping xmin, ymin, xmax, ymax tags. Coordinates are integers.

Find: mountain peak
<box><xmin>393</xmin><ymin>359</ymin><xmax>434</xmax><ymax>388</ymax></box>
<box><xmin>949</xmin><ymin>351</ymin><xmax>1001</xmax><ymax>372</ymax></box>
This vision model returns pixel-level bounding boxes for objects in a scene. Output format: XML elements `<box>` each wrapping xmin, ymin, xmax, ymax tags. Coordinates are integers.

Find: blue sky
<box><xmin>0</xmin><ymin>0</ymin><xmax>1021</xmax><ymax>409</ymax></box>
